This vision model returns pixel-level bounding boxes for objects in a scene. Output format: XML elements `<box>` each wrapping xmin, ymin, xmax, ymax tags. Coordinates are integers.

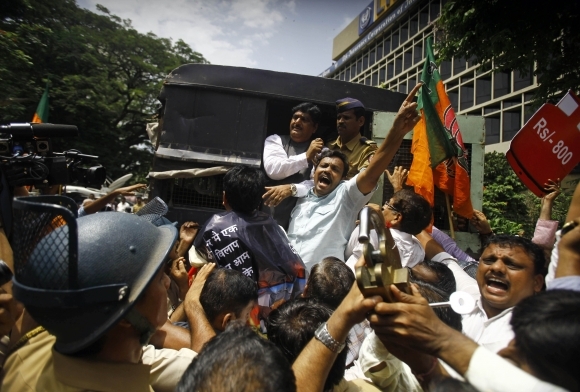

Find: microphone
<box><xmin>0</xmin><ymin>123</ymin><xmax>79</xmax><ymax>138</ymax></box>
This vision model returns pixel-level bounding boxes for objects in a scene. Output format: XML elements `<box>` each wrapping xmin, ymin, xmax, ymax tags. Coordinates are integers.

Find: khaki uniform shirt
<box><xmin>328</xmin><ymin>135</ymin><xmax>378</xmax><ymax>180</ymax></box>
<box><xmin>2</xmin><ymin>330</ymin><xmax>195</xmax><ymax>392</ymax></box>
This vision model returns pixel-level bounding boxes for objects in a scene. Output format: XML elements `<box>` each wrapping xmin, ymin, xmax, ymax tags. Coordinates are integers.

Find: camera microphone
<box><xmin>0</xmin><ymin>123</ymin><xmax>79</xmax><ymax>138</ymax></box>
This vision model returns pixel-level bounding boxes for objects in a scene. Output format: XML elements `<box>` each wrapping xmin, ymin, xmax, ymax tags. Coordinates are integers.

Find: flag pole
<box><xmin>445</xmin><ymin>193</ymin><xmax>455</xmax><ymax>239</ymax></box>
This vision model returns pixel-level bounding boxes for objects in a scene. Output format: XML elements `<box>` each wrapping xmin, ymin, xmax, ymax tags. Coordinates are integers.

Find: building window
<box><xmin>399</xmin><ymin>81</ymin><xmax>407</xmax><ymax>93</ymax></box>
<box><xmin>401</xmin><ymin>23</ymin><xmax>409</xmax><ymax>44</ymax></box>
<box><xmin>392</xmin><ymin>32</ymin><xmax>399</xmax><ymax>49</ymax></box>
<box><xmin>502</xmin><ymin>110</ymin><xmax>521</xmax><ymax>141</ymax></box>
<box><xmin>514</xmin><ymin>69</ymin><xmax>532</xmax><ymax>91</ymax></box>
<box><xmin>460</xmin><ymin>84</ymin><xmax>474</xmax><ymax>110</ymax></box>
<box><xmin>384</xmin><ymin>38</ymin><xmax>391</xmax><ymax>56</ymax></box>
<box><xmin>395</xmin><ymin>57</ymin><xmax>403</xmax><ymax>74</ymax></box>
<box><xmin>379</xmin><ymin>68</ymin><xmax>386</xmax><ymax>83</ymax></box>
<box><xmin>404</xmin><ymin>50</ymin><xmax>412</xmax><ymax>70</ymax></box>
<box><xmin>387</xmin><ymin>62</ymin><xmax>394</xmax><ymax>79</ymax></box>
<box><xmin>453</xmin><ymin>58</ymin><xmax>466</xmax><ymax>75</ymax></box>
<box><xmin>410</xmin><ymin>14</ymin><xmax>418</xmax><ymax>36</ymax></box>
<box><xmin>440</xmin><ymin>61</ymin><xmax>451</xmax><ymax>80</ymax></box>
<box><xmin>414</xmin><ymin>43</ymin><xmax>423</xmax><ymax>64</ymax></box>
<box><xmin>363</xmin><ymin>55</ymin><xmax>369</xmax><ymax>71</ymax></box>
<box><xmin>494</xmin><ymin>71</ymin><xmax>510</xmax><ymax>98</ymax></box>
<box><xmin>377</xmin><ymin>43</ymin><xmax>383</xmax><ymax>60</ymax></box>
<box><xmin>372</xmin><ymin>72</ymin><xmax>378</xmax><ymax>86</ymax></box>
<box><xmin>420</xmin><ymin>9</ymin><xmax>429</xmax><ymax>29</ymax></box>
<box><xmin>365</xmin><ymin>76</ymin><xmax>371</xmax><ymax>86</ymax></box>
<box><xmin>430</xmin><ymin>1</ymin><xmax>440</xmax><ymax>22</ymax></box>
<box><xmin>476</xmin><ymin>78</ymin><xmax>491</xmax><ymax>104</ymax></box>
<box><xmin>448</xmin><ymin>90</ymin><xmax>459</xmax><ymax>109</ymax></box>
<box><xmin>485</xmin><ymin>116</ymin><xmax>501</xmax><ymax>144</ymax></box>
<box><xmin>357</xmin><ymin>59</ymin><xmax>362</xmax><ymax>74</ymax></box>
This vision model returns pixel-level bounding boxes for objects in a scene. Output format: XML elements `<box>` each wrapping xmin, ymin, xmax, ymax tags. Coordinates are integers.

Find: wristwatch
<box><xmin>314</xmin><ymin>322</ymin><xmax>345</xmax><ymax>353</ymax></box>
<box><xmin>290</xmin><ymin>184</ymin><xmax>297</xmax><ymax>197</ymax></box>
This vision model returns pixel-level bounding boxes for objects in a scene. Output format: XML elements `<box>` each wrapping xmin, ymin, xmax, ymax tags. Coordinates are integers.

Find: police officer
<box><xmin>328</xmin><ymin>97</ymin><xmax>377</xmax><ymax>180</ymax></box>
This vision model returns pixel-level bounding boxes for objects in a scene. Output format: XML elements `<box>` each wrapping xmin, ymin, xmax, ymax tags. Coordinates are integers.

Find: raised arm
<box><xmin>83</xmin><ymin>183</ymin><xmax>146</xmax><ymax>215</ymax></box>
<box><xmin>357</xmin><ymin>84</ymin><xmax>422</xmax><ymax>195</ymax></box>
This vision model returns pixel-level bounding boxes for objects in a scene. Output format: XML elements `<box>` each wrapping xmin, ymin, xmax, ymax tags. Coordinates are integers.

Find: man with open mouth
<box><xmin>287</xmin><ymin>85</ymin><xmax>422</xmax><ymax>270</ymax></box>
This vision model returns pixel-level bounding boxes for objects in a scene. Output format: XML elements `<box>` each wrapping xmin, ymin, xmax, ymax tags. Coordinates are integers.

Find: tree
<box><xmin>436</xmin><ymin>0</ymin><xmax>580</xmax><ymax>106</ymax></box>
<box><xmin>0</xmin><ymin>0</ymin><xmax>208</xmax><ymax>181</ymax></box>
<box><xmin>483</xmin><ymin>152</ymin><xmax>571</xmax><ymax>237</ymax></box>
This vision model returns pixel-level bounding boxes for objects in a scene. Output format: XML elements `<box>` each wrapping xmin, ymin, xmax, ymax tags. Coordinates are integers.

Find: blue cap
<box><xmin>336</xmin><ymin>97</ymin><xmax>365</xmax><ymax>113</ymax></box>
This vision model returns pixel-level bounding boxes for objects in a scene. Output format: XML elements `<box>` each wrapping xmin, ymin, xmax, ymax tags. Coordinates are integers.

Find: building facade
<box><xmin>321</xmin><ymin>0</ymin><xmax>539</xmax><ymax>153</ymax></box>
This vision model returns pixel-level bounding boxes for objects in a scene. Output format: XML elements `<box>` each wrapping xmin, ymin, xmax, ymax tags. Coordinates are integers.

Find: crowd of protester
<box><xmin>0</xmin><ymin>87</ymin><xmax>579</xmax><ymax>392</ymax></box>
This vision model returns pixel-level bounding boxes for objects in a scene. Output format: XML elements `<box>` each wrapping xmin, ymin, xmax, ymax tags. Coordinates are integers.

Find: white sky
<box><xmin>77</xmin><ymin>0</ymin><xmax>372</xmax><ymax>76</ymax></box>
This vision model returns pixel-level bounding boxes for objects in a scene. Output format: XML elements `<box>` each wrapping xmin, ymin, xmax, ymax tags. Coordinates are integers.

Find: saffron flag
<box><xmin>31</xmin><ymin>83</ymin><xmax>49</xmax><ymax>123</ymax></box>
<box><xmin>407</xmin><ymin>36</ymin><xmax>474</xmax><ymax>219</ymax></box>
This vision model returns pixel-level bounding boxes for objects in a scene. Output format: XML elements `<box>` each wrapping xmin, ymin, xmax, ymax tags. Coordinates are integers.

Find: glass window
<box><xmin>370</xmin><ymin>50</ymin><xmax>376</xmax><ymax>66</ymax></box>
<box><xmin>401</xmin><ymin>23</ymin><xmax>409</xmax><ymax>44</ymax></box>
<box><xmin>365</xmin><ymin>76</ymin><xmax>371</xmax><ymax>86</ymax></box>
<box><xmin>453</xmin><ymin>57</ymin><xmax>466</xmax><ymax>75</ymax></box>
<box><xmin>448</xmin><ymin>90</ymin><xmax>459</xmax><ymax>109</ymax></box>
<box><xmin>460</xmin><ymin>84</ymin><xmax>474</xmax><ymax>110</ymax></box>
<box><xmin>440</xmin><ymin>61</ymin><xmax>451</xmax><ymax>79</ymax></box>
<box><xmin>485</xmin><ymin>116</ymin><xmax>500</xmax><ymax>144</ymax></box>
<box><xmin>410</xmin><ymin>15</ymin><xmax>418</xmax><ymax>36</ymax></box>
<box><xmin>357</xmin><ymin>59</ymin><xmax>362</xmax><ymax>74</ymax></box>
<box><xmin>502</xmin><ymin>110</ymin><xmax>521</xmax><ymax>141</ymax></box>
<box><xmin>514</xmin><ymin>69</ymin><xmax>532</xmax><ymax>91</ymax></box>
<box><xmin>372</xmin><ymin>72</ymin><xmax>378</xmax><ymax>86</ymax></box>
<box><xmin>420</xmin><ymin>9</ymin><xmax>429</xmax><ymax>29</ymax></box>
<box><xmin>399</xmin><ymin>81</ymin><xmax>407</xmax><ymax>93</ymax></box>
<box><xmin>363</xmin><ymin>55</ymin><xmax>369</xmax><ymax>71</ymax></box>
<box><xmin>430</xmin><ymin>1</ymin><xmax>440</xmax><ymax>22</ymax></box>
<box><xmin>414</xmin><ymin>43</ymin><xmax>423</xmax><ymax>64</ymax></box>
<box><xmin>395</xmin><ymin>57</ymin><xmax>402</xmax><ymax>74</ymax></box>
<box><xmin>379</xmin><ymin>68</ymin><xmax>386</xmax><ymax>83</ymax></box>
<box><xmin>523</xmin><ymin>104</ymin><xmax>534</xmax><ymax>124</ymax></box>
<box><xmin>377</xmin><ymin>43</ymin><xmax>383</xmax><ymax>60</ymax></box>
<box><xmin>392</xmin><ymin>32</ymin><xmax>399</xmax><ymax>50</ymax></box>
<box><xmin>384</xmin><ymin>38</ymin><xmax>391</xmax><ymax>56</ymax></box>
<box><xmin>494</xmin><ymin>71</ymin><xmax>510</xmax><ymax>98</ymax></box>
<box><xmin>404</xmin><ymin>50</ymin><xmax>412</xmax><ymax>70</ymax></box>
<box><xmin>387</xmin><ymin>62</ymin><xmax>394</xmax><ymax>79</ymax></box>
<box><xmin>475</xmin><ymin>78</ymin><xmax>491</xmax><ymax>104</ymax></box>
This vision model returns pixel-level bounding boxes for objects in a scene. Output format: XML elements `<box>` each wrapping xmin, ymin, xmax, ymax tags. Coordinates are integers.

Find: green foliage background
<box><xmin>0</xmin><ymin>0</ymin><xmax>208</xmax><ymax>182</ymax></box>
<box><xmin>436</xmin><ymin>0</ymin><xmax>580</xmax><ymax>107</ymax></box>
<box><xmin>483</xmin><ymin>152</ymin><xmax>571</xmax><ymax>237</ymax></box>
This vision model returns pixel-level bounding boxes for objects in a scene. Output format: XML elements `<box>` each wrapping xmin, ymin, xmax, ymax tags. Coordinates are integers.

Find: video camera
<box><xmin>0</xmin><ymin>123</ymin><xmax>106</xmax><ymax>188</ymax></box>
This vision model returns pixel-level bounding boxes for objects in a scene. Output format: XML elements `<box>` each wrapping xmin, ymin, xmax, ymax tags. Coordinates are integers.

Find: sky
<box><xmin>77</xmin><ymin>0</ymin><xmax>372</xmax><ymax>76</ymax></box>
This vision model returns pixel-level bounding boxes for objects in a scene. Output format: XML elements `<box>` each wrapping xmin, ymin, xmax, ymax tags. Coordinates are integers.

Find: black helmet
<box><xmin>11</xmin><ymin>196</ymin><xmax>178</xmax><ymax>354</ymax></box>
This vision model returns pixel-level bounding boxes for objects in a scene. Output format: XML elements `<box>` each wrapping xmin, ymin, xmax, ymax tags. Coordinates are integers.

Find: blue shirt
<box><xmin>287</xmin><ymin>175</ymin><xmax>375</xmax><ymax>270</ymax></box>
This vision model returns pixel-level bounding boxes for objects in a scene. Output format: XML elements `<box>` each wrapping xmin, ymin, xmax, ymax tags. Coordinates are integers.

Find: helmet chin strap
<box><xmin>124</xmin><ymin>308</ymin><xmax>156</xmax><ymax>346</ymax></box>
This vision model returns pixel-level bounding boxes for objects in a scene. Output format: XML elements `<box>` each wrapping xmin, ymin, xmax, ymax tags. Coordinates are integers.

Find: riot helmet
<box><xmin>11</xmin><ymin>196</ymin><xmax>178</xmax><ymax>354</ymax></box>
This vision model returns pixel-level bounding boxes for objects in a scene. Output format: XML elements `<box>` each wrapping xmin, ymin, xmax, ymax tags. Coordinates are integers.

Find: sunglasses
<box><xmin>383</xmin><ymin>201</ymin><xmax>401</xmax><ymax>214</ymax></box>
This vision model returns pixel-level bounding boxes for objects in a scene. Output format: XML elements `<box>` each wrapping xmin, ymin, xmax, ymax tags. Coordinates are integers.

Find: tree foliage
<box><xmin>0</xmin><ymin>0</ymin><xmax>208</xmax><ymax>181</ymax></box>
<box><xmin>436</xmin><ymin>0</ymin><xmax>580</xmax><ymax>106</ymax></box>
<box><xmin>483</xmin><ymin>152</ymin><xmax>571</xmax><ymax>237</ymax></box>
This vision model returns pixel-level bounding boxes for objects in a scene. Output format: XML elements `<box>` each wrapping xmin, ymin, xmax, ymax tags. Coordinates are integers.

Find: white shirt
<box><xmin>116</xmin><ymin>201</ymin><xmax>132</xmax><ymax>212</ymax></box>
<box><xmin>263</xmin><ymin>134</ymin><xmax>312</xmax><ymax>197</ymax></box>
<box><xmin>345</xmin><ymin>331</ymin><xmax>422</xmax><ymax>392</ymax></box>
<box><xmin>288</xmin><ymin>175</ymin><xmax>374</xmax><ymax>270</ymax></box>
<box><xmin>432</xmin><ymin>252</ymin><xmax>513</xmax><ymax>353</ymax></box>
<box><xmin>465</xmin><ymin>346</ymin><xmax>567</xmax><ymax>392</ymax></box>
<box><xmin>345</xmin><ymin>227</ymin><xmax>425</xmax><ymax>272</ymax></box>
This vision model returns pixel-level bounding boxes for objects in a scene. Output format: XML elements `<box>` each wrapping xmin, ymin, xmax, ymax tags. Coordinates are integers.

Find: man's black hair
<box><xmin>292</xmin><ymin>102</ymin><xmax>321</xmax><ymax>126</ymax></box>
<box><xmin>510</xmin><ymin>290</ymin><xmax>580</xmax><ymax>391</ymax></box>
<box><xmin>223</xmin><ymin>165</ymin><xmax>266</xmax><ymax>214</ymax></box>
<box><xmin>410</xmin><ymin>277</ymin><xmax>462</xmax><ymax>332</ymax></box>
<box><xmin>307</xmin><ymin>257</ymin><xmax>354</xmax><ymax>309</ymax></box>
<box><xmin>390</xmin><ymin>189</ymin><xmax>432</xmax><ymax>235</ymax></box>
<box><xmin>485</xmin><ymin>235</ymin><xmax>546</xmax><ymax>275</ymax></box>
<box><xmin>315</xmin><ymin>149</ymin><xmax>349</xmax><ymax>178</ymax></box>
<box><xmin>200</xmin><ymin>268</ymin><xmax>258</xmax><ymax>325</ymax></box>
<box><xmin>176</xmin><ymin>321</ymin><xmax>295</xmax><ymax>392</ymax></box>
<box><xmin>268</xmin><ymin>298</ymin><xmax>346</xmax><ymax>392</ymax></box>
<box><xmin>411</xmin><ymin>260</ymin><xmax>457</xmax><ymax>296</ymax></box>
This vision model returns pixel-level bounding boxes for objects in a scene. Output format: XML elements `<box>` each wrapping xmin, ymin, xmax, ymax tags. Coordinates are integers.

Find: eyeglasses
<box><xmin>383</xmin><ymin>201</ymin><xmax>400</xmax><ymax>214</ymax></box>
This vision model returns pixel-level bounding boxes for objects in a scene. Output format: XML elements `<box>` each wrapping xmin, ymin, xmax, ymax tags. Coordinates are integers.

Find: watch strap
<box><xmin>314</xmin><ymin>322</ymin><xmax>345</xmax><ymax>353</ymax></box>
